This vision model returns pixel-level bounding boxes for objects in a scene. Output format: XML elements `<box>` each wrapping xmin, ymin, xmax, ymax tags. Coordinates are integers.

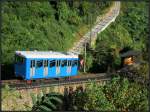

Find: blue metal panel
<box><xmin>14</xmin><ymin>59</ymin><xmax>26</xmax><ymax>79</ymax></box>
<box><xmin>56</xmin><ymin>60</ymin><xmax>61</xmax><ymax>77</ymax></box>
<box><xmin>34</xmin><ymin>59</ymin><xmax>44</xmax><ymax>79</ymax></box>
<box><xmin>60</xmin><ymin>65</ymin><xmax>67</xmax><ymax>77</ymax></box>
<box><xmin>67</xmin><ymin>59</ymin><xmax>72</xmax><ymax>77</ymax></box>
<box><xmin>25</xmin><ymin>59</ymin><xmax>30</xmax><ymax>80</ymax></box>
<box><xmin>27</xmin><ymin>58</ymin><xmax>44</xmax><ymax>80</ymax></box>
<box><xmin>71</xmin><ymin>59</ymin><xmax>78</xmax><ymax>76</ymax></box>
<box><xmin>43</xmin><ymin>60</ymin><xmax>49</xmax><ymax>78</ymax></box>
<box><xmin>14</xmin><ymin>64</ymin><xmax>19</xmax><ymax>77</ymax></box>
<box><xmin>48</xmin><ymin>59</ymin><xmax>56</xmax><ymax>78</ymax></box>
<box><xmin>25</xmin><ymin>58</ymin><xmax>43</xmax><ymax>80</ymax></box>
<box><xmin>59</xmin><ymin>58</ymin><xmax>78</xmax><ymax>77</ymax></box>
<box><xmin>24</xmin><ymin>57</ymin><xmax>78</xmax><ymax>80</ymax></box>
<box><xmin>58</xmin><ymin>60</ymin><xmax>66</xmax><ymax>77</ymax></box>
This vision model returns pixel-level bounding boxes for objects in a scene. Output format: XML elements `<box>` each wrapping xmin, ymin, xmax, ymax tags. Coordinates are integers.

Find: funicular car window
<box><xmin>15</xmin><ymin>55</ymin><xmax>24</xmax><ymax>64</ymax></box>
<box><xmin>68</xmin><ymin>60</ymin><xmax>72</xmax><ymax>66</ymax></box>
<box><xmin>61</xmin><ymin>60</ymin><xmax>67</xmax><ymax>67</ymax></box>
<box><xmin>30</xmin><ymin>60</ymin><xmax>35</xmax><ymax>67</ymax></box>
<box><xmin>30</xmin><ymin>61</ymin><xmax>32</xmax><ymax>67</ymax></box>
<box><xmin>36</xmin><ymin>60</ymin><xmax>43</xmax><ymax>68</ymax></box>
<box><xmin>56</xmin><ymin>60</ymin><xmax>61</xmax><ymax>67</ymax></box>
<box><xmin>72</xmin><ymin>60</ymin><xmax>78</xmax><ymax>66</ymax></box>
<box><xmin>44</xmin><ymin>60</ymin><xmax>48</xmax><ymax>67</ymax></box>
<box><xmin>56</xmin><ymin>60</ymin><xmax>61</xmax><ymax>66</ymax></box>
<box><xmin>58</xmin><ymin>60</ymin><xmax>61</xmax><ymax>66</ymax></box>
<box><xmin>33</xmin><ymin>60</ymin><xmax>35</xmax><ymax>67</ymax></box>
<box><xmin>50</xmin><ymin>60</ymin><xmax>55</xmax><ymax>67</ymax></box>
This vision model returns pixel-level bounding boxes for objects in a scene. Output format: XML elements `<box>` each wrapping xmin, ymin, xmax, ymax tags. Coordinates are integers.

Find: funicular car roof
<box><xmin>15</xmin><ymin>51</ymin><xmax>78</xmax><ymax>59</ymax></box>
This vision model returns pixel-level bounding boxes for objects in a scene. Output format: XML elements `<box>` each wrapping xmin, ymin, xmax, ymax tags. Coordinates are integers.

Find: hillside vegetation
<box><xmin>2</xmin><ymin>1</ymin><xmax>112</xmax><ymax>64</ymax></box>
<box><xmin>86</xmin><ymin>2</ymin><xmax>149</xmax><ymax>73</ymax></box>
<box><xmin>2</xmin><ymin>2</ymin><xmax>149</xmax><ymax>111</ymax></box>
<box><xmin>2</xmin><ymin>76</ymin><xmax>148</xmax><ymax>111</ymax></box>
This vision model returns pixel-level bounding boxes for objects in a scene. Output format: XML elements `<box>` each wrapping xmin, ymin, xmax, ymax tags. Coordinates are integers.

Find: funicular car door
<box><xmin>56</xmin><ymin>60</ymin><xmax>61</xmax><ymax>77</ymax></box>
<box><xmin>30</xmin><ymin>60</ymin><xmax>35</xmax><ymax>78</ymax></box>
<box><xmin>67</xmin><ymin>60</ymin><xmax>72</xmax><ymax>75</ymax></box>
<box><xmin>35</xmin><ymin>60</ymin><xmax>43</xmax><ymax>78</ymax></box>
<box><xmin>71</xmin><ymin>60</ymin><xmax>78</xmax><ymax>75</ymax></box>
<box><xmin>61</xmin><ymin>60</ymin><xmax>67</xmax><ymax>77</ymax></box>
<box><xmin>43</xmin><ymin>60</ymin><xmax>48</xmax><ymax>77</ymax></box>
<box><xmin>49</xmin><ymin>60</ymin><xmax>56</xmax><ymax>77</ymax></box>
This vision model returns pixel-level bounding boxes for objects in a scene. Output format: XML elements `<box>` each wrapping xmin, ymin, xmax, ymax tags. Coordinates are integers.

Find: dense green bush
<box><xmin>86</xmin><ymin>2</ymin><xmax>148</xmax><ymax>72</ymax></box>
<box><xmin>2</xmin><ymin>1</ymin><xmax>112</xmax><ymax>64</ymax></box>
<box><xmin>69</xmin><ymin>76</ymin><xmax>148</xmax><ymax>111</ymax></box>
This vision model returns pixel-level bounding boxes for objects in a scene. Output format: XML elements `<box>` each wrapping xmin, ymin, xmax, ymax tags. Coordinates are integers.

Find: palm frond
<box><xmin>43</xmin><ymin>99</ymin><xmax>57</xmax><ymax>110</ymax></box>
<box><xmin>38</xmin><ymin>105</ymin><xmax>52</xmax><ymax>111</ymax></box>
<box><xmin>48</xmin><ymin>96</ymin><xmax>63</xmax><ymax>104</ymax></box>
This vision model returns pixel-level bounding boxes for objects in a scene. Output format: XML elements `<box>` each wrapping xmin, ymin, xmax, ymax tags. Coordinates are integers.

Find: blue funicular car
<box><xmin>14</xmin><ymin>51</ymin><xmax>78</xmax><ymax>80</ymax></box>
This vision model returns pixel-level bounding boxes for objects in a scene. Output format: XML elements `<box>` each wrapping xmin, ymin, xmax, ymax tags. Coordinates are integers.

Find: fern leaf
<box><xmin>49</xmin><ymin>97</ymin><xmax>63</xmax><ymax>104</ymax></box>
<box><xmin>43</xmin><ymin>99</ymin><xmax>57</xmax><ymax>110</ymax></box>
<box><xmin>38</xmin><ymin>105</ymin><xmax>52</xmax><ymax>111</ymax></box>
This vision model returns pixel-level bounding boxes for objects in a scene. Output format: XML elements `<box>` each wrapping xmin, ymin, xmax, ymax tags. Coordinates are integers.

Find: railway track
<box><xmin>2</xmin><ymin>72</ymin><xmax>148</xmax><ymax>90</ymax></box>
<box><xmin>69</xmin><ymin>1</ymin><xmax>120</xmax><ymax>54</ymax></box>
<box><xmin>2</xmin><ymin>73</ymin><xmax>111</xmax><ymax>90</ymax></box>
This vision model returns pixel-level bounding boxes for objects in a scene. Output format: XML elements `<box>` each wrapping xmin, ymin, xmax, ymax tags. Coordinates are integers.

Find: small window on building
<box><xmin>50</xmin><ymin>60</ymin><xmax>55</xmax><ymax>67</ymax></box>
<box><xmin>36</xmin><ymin>60</ymin><xmax>43</xmax><ymax>68</ymax></box>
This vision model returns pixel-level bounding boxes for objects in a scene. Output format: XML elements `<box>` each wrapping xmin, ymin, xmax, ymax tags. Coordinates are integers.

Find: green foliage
<box><xmin>138</xmin><ymin>62</ymin><xmax>149</xmax><ymax>79</ymax></box>
<box><xmin>2</xmin><ymin>84</ymin><xmax>32</xmax><ymax>111</ymax></box>
<box><xmin>119</xmin><ymin>2</ymin><xmax>149</xmax><ymax>50</ymax></box>
<box><xmin>86</xmin><ymin>2</ymin><xmax>148</xmax><ymax>72</ymax></box>
<box><xmin>67</xmin><ymin>9</ymin><xmax>81</xmax><ymax>26</ymax></box>
<box><xmin>71</xmin><ymin>87</ymin><xmax>88</xmax><ymax>110</ymax></box>
<box><xmin>2</xmin><ymin>1</ymin><xmax>112</xmax><ymax>64</ymax></box>
<box><xmin>31</xmin><ymin>92</ymin><xmax>63</xmax><ymax>111</ymax></box>
<box><xmin>2</xmin><ymin>84</ymin><xmax>20</xmax><ymax>100</ymax></box>
<box><xmin>69</xmin><ymin>76</ymin><xmax>148</xmax><ymax>111</ymax></box>
<box><xmin>85</xmin><ymin>51</ymin><xmax>93</xmax><ymax>72</ymax></box>
<box><xmin>104</xmin><ymin>76</ymin><xmax>148</xmax><ymax>111</ymax></box>
<box><xmin>89</xmin><ymin>44</ymin><xmax>117</xmax><ymax>72</ymax></box>
<box><xmin>84</xmin><ymin>81</ymin><xmax>115</xmax><ymax>111</ymax></box>
<box><xmin>58</xmin><ymin>2</ymin><xmax>70</xmax><ymax>21</ymax></box>
<box><xmin>127</xmin><ymin>62</ymin><xmax>149</xmax><ymax>80</ymax></box>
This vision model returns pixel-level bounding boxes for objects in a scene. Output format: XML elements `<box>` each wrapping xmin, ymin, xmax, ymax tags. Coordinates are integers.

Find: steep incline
<box><xmin>69</xmin><ymin>2</ymin><xmax>120</xmax><ymax>54</ymax></box>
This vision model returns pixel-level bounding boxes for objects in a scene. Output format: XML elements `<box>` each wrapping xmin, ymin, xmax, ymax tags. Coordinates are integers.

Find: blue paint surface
<box><xmin>15</xmin><ymin>57</ymin><xmax>79</xmax><ymax>80</ymax></box>
<box><xmin>14</xmin><ymin>59</ymin><xmax>26</xmax><ymax>78</ymax></box>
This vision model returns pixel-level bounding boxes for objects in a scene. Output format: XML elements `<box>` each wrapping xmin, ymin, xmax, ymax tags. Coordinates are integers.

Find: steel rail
<box><xmin>2</xmin><ymin>74</ymin><xmax>111</xmax><ymax>90</ymax></box>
